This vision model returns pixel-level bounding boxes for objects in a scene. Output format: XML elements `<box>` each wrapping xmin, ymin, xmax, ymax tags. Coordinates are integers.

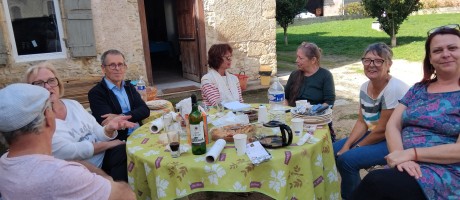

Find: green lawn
<box><xmin>276</xmin><ymin>13</ymin><xmax>460</xmax><ymax>67</ymax></box>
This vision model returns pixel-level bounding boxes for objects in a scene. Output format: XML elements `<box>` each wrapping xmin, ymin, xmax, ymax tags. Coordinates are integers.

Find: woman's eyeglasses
<box><xmin>361</xmin><ymin>58</ymin><xmax>385</xmax><ymax>67</ymax></box>
<box><xmin>223</xmin><ymin>56</ymin><xmax>232</xmax><ymax>61</ymax></box>
<box><xmin>427</xmin><ymin>24</ymin><xmax>460</xmax><ymax>36</ymax></box>
<box><xmin>32</xmin><ymin>77</ymin><xmax>59</xmax><ymax>87</ymax></box>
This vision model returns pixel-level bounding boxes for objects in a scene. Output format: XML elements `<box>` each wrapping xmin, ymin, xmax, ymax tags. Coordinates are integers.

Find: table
<box><xmin>127</xmin><ymin>109</ymin><xmax>340</xmax><ymax>200</ymax></box>
<box><xmin>142</xmin><ymin>101</ymin><xmax>174</xmax><ymax>124</ymax></box>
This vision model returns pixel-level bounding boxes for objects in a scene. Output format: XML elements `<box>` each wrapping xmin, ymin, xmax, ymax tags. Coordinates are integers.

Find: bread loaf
<box><xmin>210</xmin><ymin>124</ymin><xmax>256</xmax><ymax>142</ymax></box>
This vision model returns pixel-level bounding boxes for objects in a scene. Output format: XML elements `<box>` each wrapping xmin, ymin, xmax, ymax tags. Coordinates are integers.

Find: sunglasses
<box><xmin>427</xmin><ymin>24</ymin><xmax>460</xmax><ymax>36</ymax></box>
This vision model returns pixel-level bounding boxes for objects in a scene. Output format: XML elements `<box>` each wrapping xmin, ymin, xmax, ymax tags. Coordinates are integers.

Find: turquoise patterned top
<box><xmin>400</xmin><ymin>83</ymin><xmax>460</xmax><ymax>199</ymax></box>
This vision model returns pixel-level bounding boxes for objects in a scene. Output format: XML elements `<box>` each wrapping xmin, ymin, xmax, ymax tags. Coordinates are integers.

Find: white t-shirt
<box><xmin>53</xmin><ymin>99</ymin><xmax>117</xmax><ymax>167</ymax></box>
<box><xmin>359</xmin><ymin>77</ymin><xmax>409</xmax><ymax>130</ymax></box>
<box><xmin>0</xmin><ymin>153</ymin><xmax>111</xmax><ymax>200</ymax></box>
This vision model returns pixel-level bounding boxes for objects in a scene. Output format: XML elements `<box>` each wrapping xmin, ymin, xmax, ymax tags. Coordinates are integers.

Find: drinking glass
<box><xmin>162</xmin><ymin>112</ymin><xmax>173</xmax><ymax>131</ymax></box>
<box><xmin>167</xmin><ymin>130</ymin><xmax>180</xmax><ymax>158</ymax></box>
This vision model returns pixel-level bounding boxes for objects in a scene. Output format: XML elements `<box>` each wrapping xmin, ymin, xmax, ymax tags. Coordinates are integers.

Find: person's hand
<box><xmin>101</xmin><ymin>113</ymin><xmax>123</xmax><ymax>126</ymax></box>
<box><xmin>396</xmin><ymin>161</ymin><xmax>422</xmax><ymax>179</ymax></box>
<box><xmin>336</xmin><ymin>146</ymin><xmax>350</xmax><ymax>156</ymax></box>
<box><xmin>105</xmin><ymin>115</ymin><xmax>136</xmax><ymax>134</ymax></box>
<box><xmin>385</xmin><ymin>149</ymin><xmax>414</xmax><ymax>168</ymax></box>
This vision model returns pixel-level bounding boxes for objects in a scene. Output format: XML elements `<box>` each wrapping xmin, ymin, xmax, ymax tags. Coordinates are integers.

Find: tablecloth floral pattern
<box><xmin>142</xmin><ymin>101</ymin><xmax>174</xmax><ymax>124</ymax></box>
<box><xmin>127</xmin><ymin>122</ymin><xmax>340</xmax><ymax>200</ymax></box>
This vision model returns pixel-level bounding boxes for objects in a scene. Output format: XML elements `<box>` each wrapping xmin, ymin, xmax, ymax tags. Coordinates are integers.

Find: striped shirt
<box><xmin>201</xmin><ymin>73</ymin><xmax>243</xmax><ymax>106</ymax></box>
<box><xmin>359</xmin><ymin>77</ymin><xmax>409</xmax><ymax>130</ymax></box>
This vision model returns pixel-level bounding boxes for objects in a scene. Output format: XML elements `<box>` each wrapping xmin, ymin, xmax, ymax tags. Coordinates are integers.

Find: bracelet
<box><xmin>413</xmin><ymin>147</ymin><xmax>418</xmax><ymax>161</ymax></box>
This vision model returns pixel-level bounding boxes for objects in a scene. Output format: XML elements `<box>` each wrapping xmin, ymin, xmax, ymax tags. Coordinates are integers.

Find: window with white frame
<box><xmin>2</xmin><ymin>0</ymin><xmax>66</xmax><ymax>62</ymax></box>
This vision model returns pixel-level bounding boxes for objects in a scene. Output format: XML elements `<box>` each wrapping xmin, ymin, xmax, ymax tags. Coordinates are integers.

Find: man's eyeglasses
<box><xmin>104</xmin><ymin>63</ymin><xmax>127</xmax><ymax>70</ymax></box>
<box><xmin>31</xmin><ymin>77</ymin><xmax>59</xmax><ymax>87</ymax></box>
<box><xmin>427</xmin><ymin>24</ymin><xmax>460</xmax><ymax>36</ymax></box>
<box><xmin>361</xmin><ymin>58</ymin><xmax>385</xmax><ymax>67</ymax></box>
<box><xmin>223</xmin><ymin>56</ymin><xmax>232</xmax><ymax>61</ymax></box>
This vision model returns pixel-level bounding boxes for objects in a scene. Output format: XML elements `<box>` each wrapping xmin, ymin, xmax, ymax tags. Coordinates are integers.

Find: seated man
<box><xmin>89</xmin><ymin>49</ymin><xmax>150</xmax><ymax>141</ymax></box>
<box><xmin>0</xmin><ymin>83</ymin><xmax>135</xmax><ymax>200</ymax></box>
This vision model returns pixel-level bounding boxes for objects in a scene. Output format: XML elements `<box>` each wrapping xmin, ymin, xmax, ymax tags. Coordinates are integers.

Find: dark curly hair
<box><xmin>421</xmin><ymin>27</ymin><xmax>460</xmax><ymax>86</ymax></box>
<box><xmin>207</xmin><ymin>44</ymin><xmax>233</xmax><ymax>70</ymax></box>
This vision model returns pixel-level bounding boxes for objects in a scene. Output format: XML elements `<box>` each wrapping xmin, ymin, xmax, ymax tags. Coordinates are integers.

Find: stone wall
<box><xmin>203</xmin><ymin>0</ymin><xmax>277</xmax><ymax>80</ymax></box>
<box><xmin>0</xmin><ymin>0</ymin><xmax>276</xmax><ymax>87</ymax></box>
<box><xmin>0</xmin><ymin>0</ymin><xmax>146</xmax><ymax>88</ymax></box>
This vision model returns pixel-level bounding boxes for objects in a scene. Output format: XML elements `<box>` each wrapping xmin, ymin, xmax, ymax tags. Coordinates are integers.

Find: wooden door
<box><xmin>176</xmin><ymin>0</ymin><xmax>205</xmax><ymax>82</ymax></box>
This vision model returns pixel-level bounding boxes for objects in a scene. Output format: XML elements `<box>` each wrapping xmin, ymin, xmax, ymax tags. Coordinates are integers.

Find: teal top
<box><xmin>284</xmin><ymin>68</ymin><xmax>335</xmax><ymax>106</ymax></box>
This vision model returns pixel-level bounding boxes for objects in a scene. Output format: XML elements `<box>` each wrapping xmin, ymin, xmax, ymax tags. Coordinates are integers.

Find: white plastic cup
<box><xmin>258</xmin><ymin>105</ymin><xmax>269</xmax><ymax>123</ymax></box>
<box><xmin>291</xmin><ymin>118</ymin><xmax>304</xmax><ymax>136</ymax></box>
<box><xmin>233</xmin><ymin>134</ymin><xmax>248</xmax><ymax>156</ymax></box>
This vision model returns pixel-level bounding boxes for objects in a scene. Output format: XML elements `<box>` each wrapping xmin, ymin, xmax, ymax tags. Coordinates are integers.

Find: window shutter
<box><xmin>0</xmin><ymin>23</ymin><xmax>7</xmax><ymax>65</ymax></box>
<box><xmin>63</xmin><ymin>0</ymin><xmax>96</xmax><ymax>57</ymax></box>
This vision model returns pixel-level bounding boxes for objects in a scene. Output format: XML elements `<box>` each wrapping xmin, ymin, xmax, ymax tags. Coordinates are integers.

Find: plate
<box><xmin>146</xmin><ymin>99</ymin><xmax>169</xmax><ymax>110</ymax></box>
<box><xmin>291</xmin><ymin>108</ymin><xmax>333</xmax><ymax>125</ymax></box>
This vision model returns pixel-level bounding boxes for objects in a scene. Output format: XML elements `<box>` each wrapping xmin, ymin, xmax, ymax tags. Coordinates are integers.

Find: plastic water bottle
<box><xmin>268</xmin><ymin>77</ymin><xmax>285</xmax><ymax>123</ymax></box>
<box><xmin>268</xmin><ymin>76</ymin><xmax>285</xmax><ymax>110</ymax></box>
<box><xmin>136</xmin><ymin>76</ymin><xmax>147</xmax><ymax>101</ymax></box>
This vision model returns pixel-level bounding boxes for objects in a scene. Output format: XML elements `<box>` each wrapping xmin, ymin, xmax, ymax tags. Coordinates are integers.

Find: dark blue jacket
<box><xmin>88</xmin><ymin>78</ymin><xmax>149</xmax><ymax>141</ymax></box>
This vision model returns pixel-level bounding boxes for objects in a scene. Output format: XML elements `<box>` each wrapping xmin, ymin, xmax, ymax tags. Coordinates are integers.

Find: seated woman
<box><xmin>24</xmin><ymin>62</ymin><xmax>136</xmax><ymax>182</ymax></box>
<box><xmin>351</xmin><ymin>26</ymin><xmax>460</xmax><ymax>200</ymax></box>
<box><xmin>284</xmin><ymin>42</ymin><xmax>336</xmax><ymax>140</ymax></box>
<box><xmin>284</xmin><ymin>42</ymin><xmax>335</xmax><ymax>107</ymax></box>
<box><xmin>201</xmin><ymin>43</ymin><xmax>244</xmax><ymax>106</ymax></box>
<box><xmin>333</xmin><ymin>43</ymin><xmax>409</xmax><ymax>199</ymax></box>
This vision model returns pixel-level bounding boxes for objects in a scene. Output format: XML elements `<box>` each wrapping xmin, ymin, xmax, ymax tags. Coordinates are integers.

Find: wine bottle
<box><xmin>189</xmin><ymin>94</ymin><xmax>206</xmax><ymax>155</ymax></box>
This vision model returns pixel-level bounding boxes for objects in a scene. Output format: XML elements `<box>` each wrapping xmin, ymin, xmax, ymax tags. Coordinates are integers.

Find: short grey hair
<box><xmin>362</xmin><ymin>42</ymin><xmax>393</xmax><ymax>61</ymax></box>
<box><xmin>101</xmin><ymin>49</ymin><xmax>126</xmax><ymax>66</ymax></box>
<box><xmin>0</xmin><ymin>100</ymin><xmax>51</xmax><ymax>146</ymax></box>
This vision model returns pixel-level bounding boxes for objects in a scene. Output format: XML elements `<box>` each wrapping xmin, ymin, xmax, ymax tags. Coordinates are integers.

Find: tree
<box><xmin>276</xmin><ymin>0</ymin><xmax>308</xmax><ymax>45</ymax></box>
<box><xmin>362</xmin><ymin>0</ymin><xmax>422</xmax><ymax>47</ymax></box>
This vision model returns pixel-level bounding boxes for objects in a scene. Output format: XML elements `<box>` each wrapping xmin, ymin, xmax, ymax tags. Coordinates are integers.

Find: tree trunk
<box><xmin>391</xmin><ymin>35</ymin><xmax>397</xmax><ymax>47</ymax></box>
<box><xmin>284</xmin><ymin>27</ymin><xmax>288</xmax><ymax>45</ymax></box>
<box><xmin>391</xmin><ymin>20</ymin><xmax>396</xmax><ymax>47</ymax></box>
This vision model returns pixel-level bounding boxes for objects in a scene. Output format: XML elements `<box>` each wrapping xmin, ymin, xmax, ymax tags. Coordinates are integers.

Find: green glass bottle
<box><xmin>189</xmin><ymin>94</ymin><xmax>206</xmax><ymax>155</ymax></box>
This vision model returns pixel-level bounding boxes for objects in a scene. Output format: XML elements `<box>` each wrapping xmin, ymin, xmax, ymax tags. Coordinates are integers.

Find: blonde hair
<box><xmin>24</xmin><ymin>62</ymin><xmax>65</xmax><ymax>97</ymax></box>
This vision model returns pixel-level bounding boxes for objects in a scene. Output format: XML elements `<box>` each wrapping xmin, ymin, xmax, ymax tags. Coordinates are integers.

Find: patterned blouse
<box><xmin>400</xmin><ymin>83</ymin><xmax>460</xmax><ymax>199</ymax></box>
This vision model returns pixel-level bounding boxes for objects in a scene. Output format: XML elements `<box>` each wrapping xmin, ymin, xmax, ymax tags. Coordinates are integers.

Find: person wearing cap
<box><xmin>88</xmin><ymin>49</ymin><xmax>150</xmax><ymax>141</ymax></box>
<box><xmin>0</xmin><ymin>83</ymin><xmax>135</xmax><ymax>200</ymax></box>
<box><xmin>24</xmin><ymin>62</ymin><xmax>134</xmax><ymax>182</ymax></box>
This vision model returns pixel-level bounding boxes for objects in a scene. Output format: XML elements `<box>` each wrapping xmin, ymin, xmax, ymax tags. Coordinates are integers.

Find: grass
<box><xmin>276</xmin><ymin>13</ymin><xmax>460</xmax><ymax>65</ymax></box>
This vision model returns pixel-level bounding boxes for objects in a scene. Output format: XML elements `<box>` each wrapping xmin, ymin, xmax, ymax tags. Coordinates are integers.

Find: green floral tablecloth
<box><xmin>127</xmin><ymin>120</ymin><xmax>340</xmax><ymax>200</ymax></box>
<box><xmin>142</xmin><ymin>101</ymin><xmax>174</xmax><ymax>124</ymax></box>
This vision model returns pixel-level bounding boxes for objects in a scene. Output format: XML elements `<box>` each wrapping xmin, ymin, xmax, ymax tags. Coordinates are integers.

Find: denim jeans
<box><xmin>333</xmin><ymin>132</ymin><xmax>389</xmax><ymax>199</ymax></box>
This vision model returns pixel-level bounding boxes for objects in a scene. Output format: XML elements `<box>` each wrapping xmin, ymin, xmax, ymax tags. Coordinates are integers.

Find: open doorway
<box><xmin>144</xmin><ymin>0</ymin><xmax>182</xmax><ymax>84</ymax></box>
<box><xmin>141</xmin><ymin>0</ymin><xmax>207</xmax><ymax>95</ymax></box>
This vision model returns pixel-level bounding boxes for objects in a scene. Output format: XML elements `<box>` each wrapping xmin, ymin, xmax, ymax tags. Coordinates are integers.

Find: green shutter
<box><xmin>0</xmin><ymin>22</ymin><xmax>7</xmax><ymax>65</ymax></box>
<box><xmin>63</xmin><ymin>0</ymin><xmax>96</xmax><ymax>57</ymax></box>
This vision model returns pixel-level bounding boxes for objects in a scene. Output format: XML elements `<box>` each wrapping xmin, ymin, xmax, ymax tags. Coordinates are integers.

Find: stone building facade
<box><xmin>0</xmin><ymin>0</ymin><xmax>276</xmax><ymax>88</ymax></box>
